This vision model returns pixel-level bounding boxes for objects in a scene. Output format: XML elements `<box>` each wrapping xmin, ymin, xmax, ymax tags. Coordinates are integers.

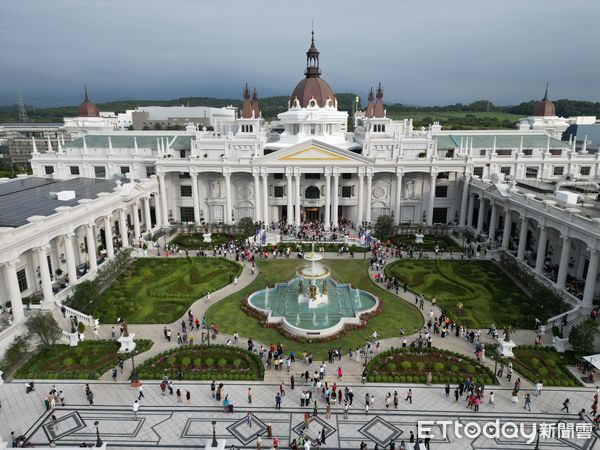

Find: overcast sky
<box><xmin>1</xmin><ymin>0</ymin><xmax>599</xmax><ymax>107</ymax></box>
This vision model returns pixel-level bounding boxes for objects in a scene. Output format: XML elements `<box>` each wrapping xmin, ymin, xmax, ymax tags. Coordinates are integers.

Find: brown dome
<box><xmin>290</xmin><ymin>77</ymin><xmax>335</xmax><ymax>108</ymax></box>
<box><xmin>78</xmin><ymin>85</ymin><xmax>100</xmax><ymax>117</ymax></box>
<box><xmin>532</xmin><ymin>83</ymin><xmax>555</xmax><ymax>117</ymax></box>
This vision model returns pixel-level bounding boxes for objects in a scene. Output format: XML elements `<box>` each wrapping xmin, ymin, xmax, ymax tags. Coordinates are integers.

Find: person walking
<box><xmin>132</xmin><ymin>400</ymin><xmax>140</xmax><ymax>420</ymax></box>
<box><xmin>248</xmin><ymin>387</ymin><xmax>253</xmax><ymax>404</ymax></box>
<box><xmin>488</xmin><ymin>391</ymin><xmax>495</xmax><ymax>406</ymax></box>
<box><xmin>275</xmin><ymin>393</ymin><xmax>282</xmax><ymax>410</ymax></box>
<box><xmin>246</xmin><ymin>412</ymin><xmax>253</xmax><ymax>427</ymax></box>
<box><xmin>176</xmin><ymin>388</ymin><xmax>182</xmax><ymax>403</ymax></box>
<box><xmin>343</xmin><ymin>401</ymin><xmax>349</xmax><ymax>419</ymax></box>
<box><xmin>524</xmin><ymin>394</ymin><xmax>532</xmax><ymax>411</ymax></box>
<box><xmin>138</xmin><ymin>383</ymin><xmax>144</xmax><ymax>400</ymax></box>
<box><xmin>454</xmin><ymin>388</ymin><xmax>459</xmax><ymax>403</ymax></box>
<box><xmin>255</xmin><ymin>434</ymin><xmax>262</xmax><ymax>450</ymax></box>
<box><xmin>211</xmin><ymin>380</ymin><xmax>216</xmax><ymax>399</ymax></box>
<box><xmin>561</xmin><ymin>398</ymin><xmax>570</xmax><ymax>413</ymax></box>
<box><xmin>405</xmin><ymin>389</ymin><xmax>413</xmax><ymax>404</ymax></box>
<box><xmin>535</xmin><ymin>381</ymin><xmax>543</xmax><ymax>396</ymax></box>
<box><xmin>112</xmin><ymin>367</ymin><xmax>118</xmax><ymax>382</ymax></box>
<box><xmin>444</xmin><ymin>384</ymin><xmax>450</xmax><ymax>398</ymax></box>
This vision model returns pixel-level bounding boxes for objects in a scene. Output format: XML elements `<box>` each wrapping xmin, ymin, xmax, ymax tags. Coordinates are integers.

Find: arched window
<box><xmin>305</xmin><ymin>186</ymin><xmax>320</xmax><ymax>199</ymax></box>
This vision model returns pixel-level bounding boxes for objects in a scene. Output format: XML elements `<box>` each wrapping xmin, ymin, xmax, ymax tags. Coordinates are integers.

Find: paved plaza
<box><xmin>1</xmin><ymin>379</ymin><xmax>598</xmax><ymax>449</ymax></box>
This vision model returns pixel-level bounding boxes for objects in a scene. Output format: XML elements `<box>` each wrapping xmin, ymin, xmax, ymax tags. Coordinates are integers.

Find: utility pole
<box><xmin>17</xmin><ymin>90</ymin><xmax>29</xmax><ymax>122</ymax></box>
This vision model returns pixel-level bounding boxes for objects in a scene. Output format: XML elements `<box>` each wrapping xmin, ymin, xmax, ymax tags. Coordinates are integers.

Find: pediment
<box><xmin>258</xmin><ymin>139</ymin><xmax>372</xmax><ymax>165</ymax></box>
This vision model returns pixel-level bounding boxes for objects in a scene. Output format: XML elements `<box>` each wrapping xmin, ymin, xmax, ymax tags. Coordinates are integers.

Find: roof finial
<box><xmin>311</xmin><ymin>20</ymin><xmax>314</xmax><ymax>44</ymax></box>
<box><xmin>84</xmin><ymin>84</ymin><xmax>89</xmax><ymax>101</ymax></box>
<box><xmin>544</xmin><ymin>82</ymin><xmax>549</xmax><ymax>100</ymax></box>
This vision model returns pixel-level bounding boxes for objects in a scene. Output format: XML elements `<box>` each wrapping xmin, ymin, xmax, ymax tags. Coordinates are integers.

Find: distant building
<box><xmin>0</xmin><ymin>123</ymin><xmax>71</xmax><ymax>164</ymax></box>
<box><xmin>117</xmin><ymin>105</ymin><xmax>237</xmax><ymax>131</ymax></box>
<box><xmin>517</xmin><ymin>84</ymin><xmax>570</xmax><ymax>139</ymax></box>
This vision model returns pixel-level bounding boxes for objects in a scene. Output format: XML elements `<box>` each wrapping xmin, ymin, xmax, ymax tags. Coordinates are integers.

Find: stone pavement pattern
<box><xmin>0</xmin><ymin>380</ymin><xmax>598</xmax><ymax>449</ymax></box>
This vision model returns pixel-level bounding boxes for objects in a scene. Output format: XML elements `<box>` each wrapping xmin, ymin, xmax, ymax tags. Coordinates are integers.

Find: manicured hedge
<box><xmin>507</xmin><ymin>346</ymin><xmax>581</xmax><ymax>387</ymax></box>
<box><xmin>136</xmin><ymin>345</ymin><xmax>264</xmax><ymax>381</ymax></box>
<box><xmin>365</xmin><ymin>347</ymin><xmax>495</xmax><ymax>385</ymax></box>
<box><xmin>15</xmin><ymin>339</ymin><xmax>153</xmax><ymax>380</ymax></box>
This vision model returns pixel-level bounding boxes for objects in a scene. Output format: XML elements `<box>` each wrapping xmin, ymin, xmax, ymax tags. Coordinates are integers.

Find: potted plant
<box><xmin>77</xmin><ymin>321</ymin><xmax>86</xmax><ymax>340</ymax></box>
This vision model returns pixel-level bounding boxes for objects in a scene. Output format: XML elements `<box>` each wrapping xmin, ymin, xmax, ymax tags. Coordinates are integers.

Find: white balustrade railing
<box><xmin>57</xmin><ymin>302</ymin><xmax>97</xmax><ymax>327</ymax></box>
<box><xmin>546</xmin><ymin>304</ymin><xmax>581</xmax><ymax>328</ymax></box>
<box><xmin>0</xmin><ymin>319</ymin><xmax>27</xmax><ymax>358</ymax></box>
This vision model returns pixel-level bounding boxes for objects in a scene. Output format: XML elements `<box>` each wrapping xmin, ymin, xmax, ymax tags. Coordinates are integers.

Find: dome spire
<box><xmin>251</xmin><ymin>88</ymin><xmax>260</xmax><ymax>119</ymax></box>
<box><xmin>366</xmin><ymin>87</ymin><xmax>375</xmax><ymax>118</ymax></box>
<box><xmin>374</xmin><ymin>82</ymin><xmax>384</xmax><ymax>118</ymax></box>
<box><xmin>241</xmin><ymin>83</ymin><xmax>253</xmax><ymax>119</ymax></box>
<box><xmin>543</xmin><ymin>81</ymin><xmax>549</xmax><ymax>100</ymax></box>
<box><xmin>305</xmin><ymin>28</ymin><xmax>321</xmax><ymax>78</ymax></box>
<box><xmin>84</xmin><ymin>84</ymin><xmax>89</xmax><ymax>101</ymax></box>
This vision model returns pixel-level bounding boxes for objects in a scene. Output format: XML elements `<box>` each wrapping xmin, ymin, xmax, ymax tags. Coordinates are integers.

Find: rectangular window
<box><xmin>274</xmin><ymin>186</ymin><xmax>284</xmax><ymax>198</ymax></box>
<box><xmin>435</xmin><ymin>185</ymin><xmax>448</xmax><ymax>197</ymax></box>
<box><xmin>180</xmin><ymin>185</ymin><xmax>192</xmax><ymax>197</ymax></box>
<box><xmin>496</xmin><ymin>149</ymin><xmax>511</xmax><ymax>156</ymax></box>
<box><xmin>553</xmin><ymin>166</ymin><xmax>564</xmax><ymax>176</ymax></box>
<box><xmin>525</xmin><ymin>166</ymin><xmax>539</xmax><ymax>179</ymax></box>
<box><xmin>432</xmin><ymin>208</ymin><xmax>448</xmax><ymax>225</ymax></box>
<box><xmin>145</xmin><ymin>166</ymin><xmax>156</xmax><ymax>177</ymax></box>
<box><xmin>500</xmin><ymin>167</ymin><xmax>511</xmax><ymax>176</ymax></box>
<box><xmin>273</xmin><ymin>173</ymin><xmax>284</xmax><ymax>180</ymax></box>
<box><xmin>580</xmin><ymin>166</ymin><xmax>591</xmax><ymax>176</ymax></box>
<box><xmin>17</xmin><ymin>268</ymin><xmax>27</xmax><ymax>292</ymax></box>
<box><xmin>550</xmin><ymin>149</ymin><xmax>562</xmax><ymax>156</ymax></box>
<box><xmin>179</xmin><ymin>150</ymin><xmax>186</xmax><ymax>158</ymax></box>
<box><xmin>304</xmin><ymin>173</ymin><xmax>321</xmax><ymax>180</ymax></box>
<box><xmin>179</xmin><ymin>172</ymin><xmax>191</xmax><ymax>179</ymax></box>
<box><xmin>179</xmin><ymin>207</ymin><xmax>195</xmax><ymax>222</ymax></box>
<box><xmin>341</xmin><ymin>186</ymin><xmax>352</xmax><ymax>198</ymax></box>
<box><xmin>44</xmin><ymin>166</ymin><xmax>54</xmax><ymax>175</ymax></box>
<box><xmin>522</xmin><ymin>149</ymin><xmax>533</xmax><ymax>156</ymax></box>
<box><xmin>94</xmin><ymin>166</ymin><xmax>106</xmax><ymax>178</ymax></box>
<box><xmin>342</xmin><ymin>173</ymin><xmax>352</xmax><ymax>180</ymax></box>
<box><xmin>473</xmin><ymin>167</ymin><xmax>484</xmax><ymax>177</ymax></box>
<box><xmin>120</xmin><ymin>166</ymin><xmax>130</xmax><ymax>174</ymax></box>
<box><xmin>479</xmin><ymin>149</ymin><xmax>486</xmax><ymax>156</ymax></box>
<box><xmin>69</xmin><ymin>166</ymin><xmax>80</xmax><ymax>175</ymax></box>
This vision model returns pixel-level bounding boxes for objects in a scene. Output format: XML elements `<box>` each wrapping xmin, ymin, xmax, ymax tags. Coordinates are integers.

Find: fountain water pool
<box><xmin>247</xmin><ymin>245</ymin><xmax>378</xmax><ymax>338</ymax></box>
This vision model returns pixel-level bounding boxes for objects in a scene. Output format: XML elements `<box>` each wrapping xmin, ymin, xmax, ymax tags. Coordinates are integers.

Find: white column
<box><xmin>63</xmin><ymin>233</ymin><xmax>78</xmax><ymax>284</ymax></box>
<box><xmin>119</xmin><ymin>209</ymin><xmax>129</xmax><ymax>248</ymax></box>
<box><xmin>153</xmin><ymin>193</ymin><xmax>163</xmax><ymax>227</ymax></box>
<box><xmin>158</xmin><ymin>173</ymin><xmax>169</xmax><ymax>225</ymax></box>
<box><xmin>488</xmin><ymin>201</ymin><xmax>498</xmax><ymax>242</ymax></box>
<box><xmin>427</xmin><ymin>173</ymin><xmax>436</xmax><ymax>225</ymax></box>
<box><xmin>224</xmin><ymin>173</ymin><xmax>232</xmax><ymax>225</ymax></box>
<box><xmin>133</xmin><ymin>202</ymin><xmax>141</xmax><ymax>241</ymax></box>
<box><xmin>357</xmin><ymin>174</ymin><xmax>364</xmax><ymax>225</ymax></box>
<box><xmin>4</xmin><ymin>261</ymin><xmax>24</xmax><ymax>322</ymax></box>
<box><xmin>294</xmin><ymin>173</ymin><xmax>301</xmax><ymax>225</ymax></box>
<box><xmin>394</xmin><ymin>173</ymin><xmax>403</xmax><ymax>225</ymax></box>
<box><xmin>517</xmin><ymin>217</ymin><xmax>528</xmax><ymax>261</ymax></box>
<box><xmin>459</xmin><ymin>175</ymin><xmax>470</xmax><ymax>227</ymax></box>
<box><xmin>191</xmin><ymin>172</ymin><xmax>200</xmax><ymax>224</ymax></box>
<box><xmin>261</xmin><ymin>174</ymin><xmax>268</xmax><ymax>224</ymax></box>
<box><xmin>476</xmin><ymin>196</ymin><xmax>485</xmax><ymax>234</ymax></box>
<box><xmin>86</xmin><ymin>224</ymin><xmax>98</xmax><ymax>271</ymax></box>
<box><xmin>583</xmin><ymin>248</ymin><xmax>600</xmax><ymax>309</ymax></box>
<box><xmin>535</xmin><ymin>226</ymin><xmax>548</xmax><ymax>274</ymax></box>
<box><xmin>365</xmin><ymin>174</ymin><xmax>372</xmax><ymax>224</ymax></box>
<box><xmin>332</xmin><ymin>174</ymin><xmax>340</xmax><ymax>227</ymax></box>
<box><xmin>144</xmin><ymin>197</ymin><xmax>152</xmax><ymax>232</ymax></box>
<box><xmin>286</xmin><ymin>175</ymin><xmax>293</xmax><ymax>226</ymax></box>
<box><xmin>501</xmin><ymin>210</ymin><xmax>512</xmax><ymax>250</ymax></box>
<box><xmin>324</xmin><ymin>174</ymin><xmax>331</xmax><ymax>228</ymax></box>
<box><xmin>104</xmin><ymin>215</ymin><xmax>115</xmax><ymax>258</ymax></box>
<box><xmin>254</xmin><ymin>174</ymin><xmax>261</xmax><ymax>223</ymax></box>
<box><xmin>37</xmin><ymin>245</ymin><xmax>54</xmax><ymax>305</ymax></box>
<box><xmin>467</xmin><ymin>194</ymin><xmax>475</xmax><ymax>227</ymax></box>
<box><xmin>556</xmin><ymin>235</ymin><xmax>570</xmax><ymax>288</ymax></box>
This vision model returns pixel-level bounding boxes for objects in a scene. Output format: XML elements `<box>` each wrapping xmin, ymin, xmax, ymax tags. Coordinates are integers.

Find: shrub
<box><xmin>193</xmin><ymin>358</ymin><xmax>202</xmax><ymax>368</ymax></box>
<box><xmin>405</xmin><ymin>375</ymin><xmax>413</xmax><ymax>383</ymax></box>
<box><xmin>530</xmin><ymin>358</ymin><xmax>541</xmax><ymax>367</ymax></box>
<box><xmin>450</xmin><ymin>376</ymin><xmax>458</xmax><ymax>383</ymax></box>
<box><xmin>450</xmin><ymin>365</ymin><xmax>459</xmax><ymax>373</ymax></box>
<box><xmin>387</xmin><ymin>363</ymin><xmax>397</xmax><ymax>371</ymax></box>
<box><xmin>181</xmin><ymin>357</ymin><xmax>191</xmax><ymax>366</ymax></box>
<box><xmin>233</xmin><ymin>358</ymin><xmax>242</xmax><ymax>368</ymax></box>
<box><xmin>63</xmin><ymin>357</ymin><xmax>74</xmax><ymax>367</ymax></box>
<box><xmin>419</xmin><ymin>375</ymin><xmax>426</xmax><ymax>383</ymax></box>
<box><xmin>415</xmin><ymin>362</ymin><xmax>425</xmax><ymax>371</ymax></box>
<box><xmin>537</xmin><ymin>367</ymin><xmax>548</xmax><ymax>376</ymax></box>
<box><xmin>375</xmin><ymin>375</ymin><xmax>382</xmax><ymax>382</ymax></box>
<box><xmin>167</xmin><ymin>356</ymin><xmax>176</xmax><ymax>365</ymax></box>
<box><xmin>398</xmin><ymin>376</ymin><xmax>406</xmax><ymax>383</ymax></box>
<box><xmin>400</xmin><ymin>361</ymin><xmax>412</xmax><ymax>370</ymax></box>
<box><xmin>433</xmin><ymin>362</ymin><xmax>444</xmax><ymax>371</ymax></box>
<box><xmin>205</xmin><ymin>357</ymin><xmax>215</xmax><ymax>366</ymax></box>
<box><xmin>432</xmin><ymin>375</ymin><xmax>439</xmax><ymax>383</ymax></box>
<box><xmin>465</xmin><ymin>365</ymin><xmax>475</xmax><ymax>374</ymax></box>
<box><xmin>544</xmin><ymin>359</ymin><xmax>556</xmax><ymax>368</ymax></box>
<box><xmin>217</xmin><ymin>358</ymin><xmax>227</xmax><ymax>368</ymax></box>
<box><xmin>79</xmin><ymin>357</ymin><xmax>89</xmax><ymax>366</ymax></box>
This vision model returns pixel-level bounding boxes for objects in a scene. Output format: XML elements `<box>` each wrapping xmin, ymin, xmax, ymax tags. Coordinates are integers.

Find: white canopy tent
<box><xmin>582</xmin><ymin>354</ymin><xmax>600</xmax><ymax>371</ymax></box>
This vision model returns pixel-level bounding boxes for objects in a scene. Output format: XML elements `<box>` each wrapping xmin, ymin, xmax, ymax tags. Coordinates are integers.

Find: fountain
<box><xmin>247</xmin><ymin>243</ymin><xmax>379</xmax><ymax>338</ymax></box>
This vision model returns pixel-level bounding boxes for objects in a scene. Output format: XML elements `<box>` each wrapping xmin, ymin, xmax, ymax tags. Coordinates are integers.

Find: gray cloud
<box><xmin>1</xmin><ymin>0</ymin><xmax>599</xmax><ymax>107</ymax></box>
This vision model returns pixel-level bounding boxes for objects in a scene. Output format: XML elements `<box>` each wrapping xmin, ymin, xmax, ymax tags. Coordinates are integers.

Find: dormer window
<box><xmin>309</xmin><ymin>99</ymin><xmax>317</xmax><ymax>108</ymax></box>
<box><xmin>325</xmin><ymin>99</ymin><xmax>333</xmax><ymax>108</ymax></box>
<box><xmin>293</xmin><ymin>99</ymin><xmax>300</xmax><ymax>109</ymax></box>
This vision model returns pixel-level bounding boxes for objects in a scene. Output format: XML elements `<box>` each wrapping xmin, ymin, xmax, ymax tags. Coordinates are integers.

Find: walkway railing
<box><xmin>56</xmin><ymin>302</ymin><xmax>97</xmax><ymax>327</ymax></box>
<box><xmin>546</xmin><ymin>304</ymin><xmax>581</xmax><ymax>328</ymax></box>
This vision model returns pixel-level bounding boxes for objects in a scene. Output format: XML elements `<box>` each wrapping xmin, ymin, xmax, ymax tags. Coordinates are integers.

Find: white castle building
<box><xmin>1</xmin><ymin>34</ymin><xmax>600</xmax><ymax>340</ymax></box>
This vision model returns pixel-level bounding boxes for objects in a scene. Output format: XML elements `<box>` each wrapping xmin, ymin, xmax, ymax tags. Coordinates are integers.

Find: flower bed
<box><xmin>505</xmin><ymin>346</ymin><xmax>581</xmax><ymax>387</ymax></box>
<box><xmin>136</xmin><ymin>345</ymin><xmax>264</xmax><ymax>381</ymax></box>
<box><xmin>171</xmin><ymin>233</ymin><xmax>237</xmax><ymax>249</ymax></box>
<box><xmin>365</xmin><ymin>347</ymin><xmax>495</xmax><ymax>384</ymax></box>
<box><xmin>15</xmin><ymin>340</ymin><xmax>153</xmax><ymax>380</ymax></box>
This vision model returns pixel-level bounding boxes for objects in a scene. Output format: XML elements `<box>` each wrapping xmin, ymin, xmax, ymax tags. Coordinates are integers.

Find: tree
<box><xmin>569</xmin><ymin>319</ymin><xmax>600</xmax><ymax>355</ymax></box>
<box><xmin>66</xmin><ymin>280</ymin><xmax>99</xmax><ymax>315</ymax></box>
<box><xmin>26</xmin><ymin>313</ymin><xmax>62</xmax><ymax>347</ymax></box>
<box><xmin>238</xmin><ymin>217</ymin><xmax>255</xmax><ymax>238</ymax></box>
<box><xmin>374</xmin><ymin>215</ymin><xmax>395</xmax><ymax>241</ymax></box>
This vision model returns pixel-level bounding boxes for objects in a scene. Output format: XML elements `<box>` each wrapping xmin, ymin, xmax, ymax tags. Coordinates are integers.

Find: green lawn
<box><xmin>95</xmin><ymin>257</ymin><xmax>241</xmax><ymax>323</ymax></box>
<box><xmin>205</xmin><ymin>259</ymin><xmax>424</xmax><ymax>359</ymax></box>
<box><xmin>15</xmin><ymin>340</ymin><xmax>153</xmax><ymax>380</ymax></box>
<box><xmin>385</xmin><ymin>260</ymin><xmax>562</xmax><ymax>328</ymax></box>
